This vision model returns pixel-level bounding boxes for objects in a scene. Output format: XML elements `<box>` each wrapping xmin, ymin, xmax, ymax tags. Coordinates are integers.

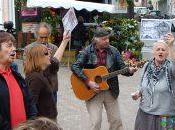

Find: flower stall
<box><xmin>101</xmin><ymin>18</ymin><xmax>144</xmax><ymax>65</ymax></box>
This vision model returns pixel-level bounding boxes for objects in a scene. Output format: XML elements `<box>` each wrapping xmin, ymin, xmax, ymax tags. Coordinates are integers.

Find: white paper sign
<box><xmin>140</xmin><ymin>19</ymin><xmax>172</xmax><ymax>40</ymax></box>
<box><xmin>62</xmin><ymin>8</ymin><xmax>78</xmax><ymax>33</ymax></box>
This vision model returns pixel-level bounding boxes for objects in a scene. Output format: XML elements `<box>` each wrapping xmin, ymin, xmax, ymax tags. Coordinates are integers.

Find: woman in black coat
<box><xmin>0</xmin><ymin>32</ymin><xmax>37</xmax><ymax>130</ymax></box>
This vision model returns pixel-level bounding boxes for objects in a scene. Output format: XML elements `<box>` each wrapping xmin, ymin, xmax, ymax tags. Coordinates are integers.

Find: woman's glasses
<box><xmin>44</xmin><ymin>51</ymin><xmax>49</xmax><ymax>56</ymax></box>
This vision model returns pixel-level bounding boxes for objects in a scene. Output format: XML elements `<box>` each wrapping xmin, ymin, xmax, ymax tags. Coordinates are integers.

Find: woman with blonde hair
<box><xmin>24</xmin><ymin>31</ymin><xmax>70</xmax><ymax>120</ymax></box>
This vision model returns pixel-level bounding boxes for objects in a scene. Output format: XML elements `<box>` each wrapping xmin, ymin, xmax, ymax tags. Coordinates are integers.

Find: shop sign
<box><xmin>22</xmin><ymin>22</ymin><xmax>38</xmax><ymax>33</ymax></box>
<box><xmin>21</xmin><ymin>8</ymin><xmax>38</xmax><ymax>17</ymax></box>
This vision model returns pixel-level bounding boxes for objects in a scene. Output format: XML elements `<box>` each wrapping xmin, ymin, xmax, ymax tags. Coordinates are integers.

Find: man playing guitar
<box><xmin>71</xmin><ymin>27</ymin><xmax>137</xmax><ymax>130</ymax></box>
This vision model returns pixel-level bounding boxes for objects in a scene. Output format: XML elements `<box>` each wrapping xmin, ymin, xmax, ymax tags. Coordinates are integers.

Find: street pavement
<box><xmin>15</xmin><ymin>60</ymin><xmax>140</xmax><ymax>130</ymax></box>
<box><xmin>57</xmin><ymin>67</ymin><xmax>140</xmax><ymax>130</ymax></box>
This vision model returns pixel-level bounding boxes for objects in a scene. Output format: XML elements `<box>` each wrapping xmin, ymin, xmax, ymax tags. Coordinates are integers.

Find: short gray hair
<box><xmin>152</xmin><ymin>40</ymin><xmax>169</xmax><ymax>54</ymax></box>
<box><xmin>35</xmin><ymin>22</ymin><xmax>52</xmax><ymax>38</ymax></box>
<box><xmin>153</xmin><ymin>40</ymin><xmax>168</xmax><ymax>49</ymax></box>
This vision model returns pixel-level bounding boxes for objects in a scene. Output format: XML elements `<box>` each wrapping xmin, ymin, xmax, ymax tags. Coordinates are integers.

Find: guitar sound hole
<box><xmin>95</xmin><ymin>76</ymin><xmax>102</xmax><ymax>84</ymax></box>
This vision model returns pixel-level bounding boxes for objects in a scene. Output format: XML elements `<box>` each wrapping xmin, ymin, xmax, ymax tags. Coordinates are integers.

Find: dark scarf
<box><xmin>140</xmin><ymin>59</ymin><xmax>174</xmax><ymax>105</ymax></box>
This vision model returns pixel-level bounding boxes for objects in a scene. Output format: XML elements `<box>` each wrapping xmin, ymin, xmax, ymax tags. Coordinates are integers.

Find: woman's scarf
<box><xmin>140</xmin><ymin>59</ymin><xmax>173</xmax><ymax>106</ymax></box>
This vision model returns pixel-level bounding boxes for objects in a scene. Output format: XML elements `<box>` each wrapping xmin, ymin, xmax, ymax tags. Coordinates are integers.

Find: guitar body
<box><xmin>71</xmin><ymin>66</ymin><xmax>109</xmax><ymax>101</ymax></box>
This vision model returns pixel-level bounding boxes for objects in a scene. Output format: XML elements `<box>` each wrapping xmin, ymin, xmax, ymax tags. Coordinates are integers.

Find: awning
<box><xmin>27</xmin><ymin>0</ymin><xmax>127</xmax><ymax>13</ymax></box>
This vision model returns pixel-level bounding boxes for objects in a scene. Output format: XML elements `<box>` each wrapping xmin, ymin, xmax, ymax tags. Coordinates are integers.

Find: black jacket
<box><xmin>71</xmin><ymin>44</ymin><xmax>133</xmax><ymax>99</ymax></box>
<box><xmin>0</xmin><ymin>67</ymin><xmax>37</xmax><ymax>130</ymax></box>
<box><xmin>25</xmin><ymin>58</ymin><xmax>59</xmax><ymax>120</ymax></box>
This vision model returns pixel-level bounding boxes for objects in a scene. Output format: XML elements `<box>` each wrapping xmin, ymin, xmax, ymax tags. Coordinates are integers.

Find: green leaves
<box><xmin>102</xmin><ymin>18</ymin><xmax>144</xmax><ymax>60</ymax></box>
<box><xmin>41</xmin><ymin>8</ymin><xmax>61</xmax><ymax>36</ymax></box>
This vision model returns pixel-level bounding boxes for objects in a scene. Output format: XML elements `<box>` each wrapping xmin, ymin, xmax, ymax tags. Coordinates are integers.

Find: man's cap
<box><xmin>94</xmin><ymin>27</ymin><xmax>111</xmax><ymax>38</ymax></box>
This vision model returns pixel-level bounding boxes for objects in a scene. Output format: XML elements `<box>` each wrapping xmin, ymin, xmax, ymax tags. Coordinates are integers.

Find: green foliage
<box><xmin>126</xmin><ymin>0</ymin><xmax>134</xmax><ymax>6</ymax></box>
<box><xmin>148</xmin><ymin>0</ymin><xmax>152</xmax><ymax>4</ymax></box>
<box><xmin>102</xmin><ymin>19</ymin><xmax>144</xmax><ymax>60</ymax></box>
<box><xmin>41</xmin><ymin>8</ymin><xmax>61</xmax><ymax>36</ymax></box>
<box><xmin>15</xmin><ymin>0</ymin><xmax>27</xmax><ymax>11</ymax></box>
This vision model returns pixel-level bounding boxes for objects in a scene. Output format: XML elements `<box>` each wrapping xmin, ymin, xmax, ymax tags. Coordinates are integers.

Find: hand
<box><xmin>62</xmin><ymin>30</ymin><xmax>71</xmax><ymax>43</ymax></box>
<box><xmin>164</xmin><ymin>33</ymin><xmax>175</xmax><ymax>46</ymax></box>
<box><xmin>86</xmin><ymin>81</ymin><xmax>100</xmax><ymax>93</ymax></box>
<box><xmin>129</xmin><ymin>67</ymin><xmax>138</xmax><ymax>74</ymax></box>
<box><xmin>47</xmin><ymin>47</ymin><xmax>52</xmax><ymax>54</ymax></box>
<box><xmin>131</xmin><ymin>91</ymin><xmax>141</xmax><ymax>100</ymax></box>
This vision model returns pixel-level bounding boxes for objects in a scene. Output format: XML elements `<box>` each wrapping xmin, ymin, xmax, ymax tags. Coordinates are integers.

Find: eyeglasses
<box><xmin>44</xmin><ymin>52</ymin><xmax>49</xmax><ymax>56</ymax></box>
<box><xmin>2</xmin><ymin>42</ymin><xmax>14</xmax><ymax>48</ymax></box>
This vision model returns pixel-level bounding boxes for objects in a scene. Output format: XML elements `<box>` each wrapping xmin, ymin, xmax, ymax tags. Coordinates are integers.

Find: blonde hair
<box><xmin>24</xmin><ymin>44</ymin><xmax>48</xmax><ymax>75</ymax></box>
<box><xmin>14</xmin><ymin>117</ymin><xmax>62</xmax><ymax>130</ymax></box>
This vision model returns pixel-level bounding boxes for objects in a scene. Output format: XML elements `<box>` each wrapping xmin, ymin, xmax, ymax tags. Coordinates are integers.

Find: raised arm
<box><xmin>165</xmin><ymin>33</ymin><xmax>175</xmax><ymax>79</ymax></box>
<box><xmin>53</xmin><ymin>31</ymin><xmax>71</xmax><ymax>62</ymax></box>
<box><xmin>166</xmin><ymin>33</ymin><xmax>175</xmax><ymax>60</ymax></box>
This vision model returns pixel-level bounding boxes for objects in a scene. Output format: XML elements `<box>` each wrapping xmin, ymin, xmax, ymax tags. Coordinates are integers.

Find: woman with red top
<box><xmin>0</xmin><ymin>32</ymin><xmax>37</xmax><ymax>130</ymax></box>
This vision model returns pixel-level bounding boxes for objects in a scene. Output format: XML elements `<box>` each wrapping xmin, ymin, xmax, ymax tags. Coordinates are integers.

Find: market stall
<box><xmin>27</xmin><ymin>0</ymin><xmax>127</xmax><ymax>13</ymax></box>
<box><xmin>24</xmin><ymin>0</ymin><xmax>143</xmax><ymax>66</ymax></box>
<box><xmin>24</xmin><ymin>0</ymin><xmax>127</xmax><ymax>65</ymax></box>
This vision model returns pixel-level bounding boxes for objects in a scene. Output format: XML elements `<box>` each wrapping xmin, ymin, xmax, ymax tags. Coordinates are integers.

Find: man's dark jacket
<box><xmin>0</xmin><ymin>67</ymin><xmax>37</xmax><ymax>130</ymax></box>
<box><xmin>71</xmin><ymin>44</ymin><xmax>132</xmax><ymax>99</ymax></box>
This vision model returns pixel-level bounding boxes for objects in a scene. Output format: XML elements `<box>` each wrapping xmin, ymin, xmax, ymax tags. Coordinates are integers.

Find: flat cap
<box><xmin>94</xmin><ymin>27</ymin><xmax>111</xmax><ymax>37</ymax></box>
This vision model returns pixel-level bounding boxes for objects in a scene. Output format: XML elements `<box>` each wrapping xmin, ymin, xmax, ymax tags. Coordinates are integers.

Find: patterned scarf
<box><xmin>140</xmin><ymin>59</ymin><xmax>174</xmax><ymax>105</ymax></box>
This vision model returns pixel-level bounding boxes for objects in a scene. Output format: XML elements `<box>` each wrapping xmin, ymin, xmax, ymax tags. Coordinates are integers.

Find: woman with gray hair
<box><xmin>132</xmin><ymin>33</ymin><xmax>175</xmax><ymax>130</ymax></box>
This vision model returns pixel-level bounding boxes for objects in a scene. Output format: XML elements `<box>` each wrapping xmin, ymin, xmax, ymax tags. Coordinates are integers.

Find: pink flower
<box><xmin>123</xmin><ymin>51</ymin><xmax>132</xmax><ymax>60</ymax></box>
<box><xmin>131</xmin><ymin>58</ymin><xmax>136</xmax><ymax>62</ymax></box>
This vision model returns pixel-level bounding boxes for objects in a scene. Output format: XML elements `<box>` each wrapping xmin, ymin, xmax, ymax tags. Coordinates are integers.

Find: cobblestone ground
<box><xmin>15</xmin><ymin>60</ymin><xmax>140</xmax><ymax>130</ymax></box>
<box><xmin>57</xmin><ymin>67</ymin><xmax>140</xmax><ymax>130</ymax></box>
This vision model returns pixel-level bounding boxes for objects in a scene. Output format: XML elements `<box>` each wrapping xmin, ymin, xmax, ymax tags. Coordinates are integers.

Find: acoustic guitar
<box><xmin>71</xmin><ymin>61</ymin><xmax>145</xmax><ymax>101</ymax></box>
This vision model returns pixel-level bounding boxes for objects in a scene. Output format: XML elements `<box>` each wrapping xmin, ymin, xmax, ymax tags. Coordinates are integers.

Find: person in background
<box><xmin>147</xmin><ymin>1</ymin><xmax>154</xmax><ymax>10</ymax></box>
<box><xmin>24</xmin><ymin>31</ymin><xmax>70</xmax><ymax>121</ymax></box>
<box><xmin>14</xmin><ymin>117</ymin><xmax>62</xmax><ymax>130</ymax></box>
<box><xmin>132</xmin><ymin>33</ymin><xmax>175</xmax><ymax>130</ymax></box>
<box><xmin>0</xmin><ymin>32</ymin><xmax>37</xmax><ymax>130</ymax></box>
<box><xmin>72</xmin><ymin>16</ymin><xmax>87</xmax><ymax>57</ymax></box>
<box><xmin>24</xmin><ymin>22</ymin><xmax>58</xmax><ymax>103</ymax></box>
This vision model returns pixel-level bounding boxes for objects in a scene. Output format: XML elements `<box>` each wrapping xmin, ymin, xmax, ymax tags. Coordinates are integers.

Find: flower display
<box><xmin>102</xmin><ymin>18</ymin><xmax>144</xmax><ymax>62</ymax></box>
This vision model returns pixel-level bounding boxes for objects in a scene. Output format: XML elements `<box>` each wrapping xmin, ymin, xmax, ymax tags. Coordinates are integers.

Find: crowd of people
<box><xmin>0</xmin><ymin>22</ymin><xmax>175</xmax><ymax>130</ymax></box>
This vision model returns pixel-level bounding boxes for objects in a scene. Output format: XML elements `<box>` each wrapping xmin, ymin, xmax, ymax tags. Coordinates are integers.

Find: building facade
<box><xmin>0</xmin><ymin>0</ymin><xmax>16</xmax><ymax>30</ymax></box>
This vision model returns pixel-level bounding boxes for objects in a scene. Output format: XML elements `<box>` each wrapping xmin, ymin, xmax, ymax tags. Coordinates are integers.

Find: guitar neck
<box><xmin>102</xmin><ymin>68</ymin><xmax>129</xmax><ymax>81</ymax></box>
